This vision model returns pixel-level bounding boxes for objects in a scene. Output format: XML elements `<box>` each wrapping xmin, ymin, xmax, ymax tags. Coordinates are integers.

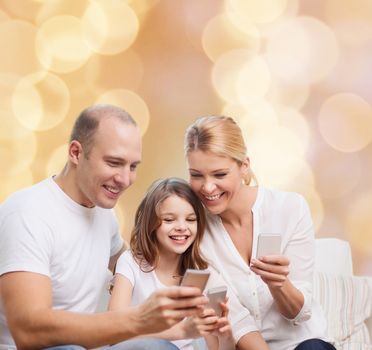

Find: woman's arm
<box><xmin>250</xmin><ymin>255</ymin><xmax>304</xmax><ymax>318</ymax></box>
<box><xmin>250</xmin><ymin>194</ymin><xmax>314</xmax><ymax>319</ymax></box>
<box><xmin>236</xmin><ymin>331</ymin><xmax>270</xmax><ymax>350</ymax></box>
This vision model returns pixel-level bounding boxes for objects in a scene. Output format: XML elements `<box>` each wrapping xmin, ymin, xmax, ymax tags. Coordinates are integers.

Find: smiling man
<box><xmin>0</xmin><ymin>105</ymin><xmax>207</xmax><ymax>350</ymax></box>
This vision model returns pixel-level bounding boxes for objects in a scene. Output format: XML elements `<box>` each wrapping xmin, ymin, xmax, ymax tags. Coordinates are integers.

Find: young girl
<box><xmin>109</xmin><ymin>177</ymin><xmax>234</xmax><ymax>350</ymax></box>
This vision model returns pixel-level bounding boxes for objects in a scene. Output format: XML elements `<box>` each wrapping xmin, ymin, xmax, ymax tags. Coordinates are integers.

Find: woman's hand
<box><xmin>250</xmin><ymin>255</ymin><xmax>290</xmax><ymax>289</ymax></box>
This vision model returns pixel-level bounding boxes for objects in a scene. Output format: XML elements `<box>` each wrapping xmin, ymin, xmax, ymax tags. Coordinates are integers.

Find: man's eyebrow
<box><xmin>104</xmin><ymin>156</ymin><xmax>141</xmax><ymax>165</ymax></box>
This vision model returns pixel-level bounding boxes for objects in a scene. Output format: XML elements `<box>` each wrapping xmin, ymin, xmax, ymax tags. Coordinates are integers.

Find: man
<box><xmin>0</xmin><ymin>105</ymin><xmax>206</xmax><ymax>350</ymax></box>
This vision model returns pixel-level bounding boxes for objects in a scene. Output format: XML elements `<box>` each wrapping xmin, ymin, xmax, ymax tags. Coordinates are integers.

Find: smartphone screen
<box><xmin>254</xmin><ymin>234</ymin><xmax>282</xmax><ymax>259</ymax></box>
<box><xmin>180</xmin><ymin>269</ymin><xmax>210</xmax><ymax>292</ymax></box>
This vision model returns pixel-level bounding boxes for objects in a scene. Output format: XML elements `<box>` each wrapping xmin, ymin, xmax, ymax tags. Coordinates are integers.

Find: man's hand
<box><xmin>133</xmin><ymin>286</ymin><xmax>208</xmax><ymax>335</ymax></box>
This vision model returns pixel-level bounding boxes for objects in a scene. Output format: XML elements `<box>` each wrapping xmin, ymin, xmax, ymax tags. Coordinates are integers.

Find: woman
<box><xmin>184</xmin><ymin>116</ymin><xmax>335</xmax><ymax>350</ymax></box>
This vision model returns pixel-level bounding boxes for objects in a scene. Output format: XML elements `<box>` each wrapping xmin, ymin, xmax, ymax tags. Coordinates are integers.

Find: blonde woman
<box><xmin>184</xmin><ymin>116</ymin><xmax>335</xmax><ymax>350</ymax></box>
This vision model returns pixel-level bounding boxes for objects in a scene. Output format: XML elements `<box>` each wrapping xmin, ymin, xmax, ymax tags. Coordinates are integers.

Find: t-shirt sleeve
<box><xmin>109</xmin><ymin>210</ymin><xmax>124</xmax><ymax>256</ymax></box>
<box><xmin>114</xmin><ymin>250</ymin><xmax>136</xmax><ymax>286</ymax></box>
<box><xmin>0</xmin><ymin>211</ymin><xmax>53</xmax><ymax>277</ymax></box>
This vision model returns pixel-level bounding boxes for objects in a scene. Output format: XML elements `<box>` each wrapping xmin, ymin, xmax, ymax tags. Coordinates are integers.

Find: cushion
<box><xmin>313</xmin><ymin>271</ymin><xmax>372</xmax><ymax>350</ymax></box>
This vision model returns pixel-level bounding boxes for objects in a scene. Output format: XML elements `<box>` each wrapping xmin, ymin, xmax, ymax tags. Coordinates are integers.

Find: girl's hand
<box><xmin>194</xmin><ymin>307</ymin><xmax>220</xmax><ymax>336</ymax></box>
<box><xmin>213</xmin><ymin>302</ymin><xmax>235</xmax><ymax>350</ymax></box>
<box><xmin>250</xmin><ymin>255</ymin><xmax>290</xmax><ymax>289</ymax></box>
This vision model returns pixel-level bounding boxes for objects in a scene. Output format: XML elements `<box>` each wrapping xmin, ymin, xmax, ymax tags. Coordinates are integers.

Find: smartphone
<box><xmin>254</xmin><ymin>234</ymin><xmax>282</xmax><ymax>259</ymax></box>
<box><xmin>180</xmin><ymin>269</ymin><xmax>210</xmax><ymax>292</ymax></box>
<box><xmin>206</xmin><ymin>286</ymin><xmax>227</xmax><ymax>317</ymax></box>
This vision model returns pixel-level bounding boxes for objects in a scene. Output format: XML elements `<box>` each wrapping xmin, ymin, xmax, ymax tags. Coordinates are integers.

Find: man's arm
<box><xmin>0</xmin><ymin>271</ymin><xmax>208</xmax><ymax>350</ymax></box>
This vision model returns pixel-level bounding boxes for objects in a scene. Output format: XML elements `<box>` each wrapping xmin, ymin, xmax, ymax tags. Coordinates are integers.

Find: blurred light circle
<box><xmin>0</xmin><ymin>20</ymin><xmax>47</xmax><ymax>75</ymax></box>
<box><xmin>12</xmin><ymin>72</ymin><xmax>70</xmax><ymax>131</ymax></box>
<box><xmin>202</xmin><ymin>13</ymin><xmax>260</xmax><ymax>62</ymax></box>
<box><xmin>277</xmin><ymin>107</ymin><xmax>310</xmax><ymax>150</ymax></box>
<box><xmin>0</xmin><ymin>168</ymin><xmax>34</xmax><ymax>202</ymax></box>
<box><xmin>0</xmin><ymin>0</ymin><xmax>41</xmax><ymax>22</ymax></box>
<box><xmin>314</xmin><ymin>149</ymin><xmax>361</xmax><ymax>199</ymax></box>
<box><xmin>82</xmin><ymin>0</ymin><xmax>139</xmax><ymax>55</ymax></box>
<box><xmin>325</xmin><ymin>0</ymin><xmax>372</xmax><ymax>46</ymax></box>
<box><xmin>46</xmin><ymin>143</ymin><xmax>68</xmax><ymax>177</ymax></box>
<box><xmin>84</xmin><ymin>49</ymin><xmax>144</xmax><ymax>95</ymax></box>
<box><xmin>35</xmin><ymin>15</ymin><xmax>92</xmax><ymax>73</ymax></box>
<box><xmin>212</xmin><ymin>49</ymin><xmax>253</xmax><ymax>104</ymax></box>
<box><xmin>95</xmin><ymin>89</ymin><xmax>150</xmax><ymax>136</ymax></box>
<box><xmin>0</xmin><ymin>74</ymin><xmax>32</xmax><ymax>141</ymax></box>
<box><xmin>318</xmin><ymin>93</ymin><xmax>372</xmax><ymax>153</ymax></box>
<box><xmin>225</xmin><ymin>0</ymin><xmax>288</xmax><ymax>24</ymax></box>
<box><xmin>236</xmin><ymin>56</ymin><xmax>271</xmax><ymax>106</ymax></box>
<box><xmin>0</xmin><ymin>133</ymin><xmax>37</xmax><ymax>176</ymax></box>
<box><xmin>267</xmin><ymin>81</ymin><xmax>309</xmax><ymax>110</ymax></box>
<box><xmin>0</xmin><ymin>9</ymin><xmax>10</xmax><ymax>21</ymax></box>
<box><xmin>346</xmin><ymin>192</ymin><xmax>372</xmax><ymax>255</ymax></box>
<box><xmin>225</xmin><ymin>100</ymin><xmax>278</xmax><ymax>140</ymax></box>
<box><xmin>266</xmin><ymin>16</ymin><xmax>339</xmax><ymax>84</ymax></box>
<box><xmin>247</xmin><ymin>125</ymin><xmax>306</xmax><ymax>189</ymax></box>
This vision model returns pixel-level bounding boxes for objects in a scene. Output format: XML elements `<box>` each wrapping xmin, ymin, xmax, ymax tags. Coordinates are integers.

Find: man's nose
<box><xmin>114</xmin><ymin>167</ymin><xmax>131</xmax><ymax>188</ymax></box>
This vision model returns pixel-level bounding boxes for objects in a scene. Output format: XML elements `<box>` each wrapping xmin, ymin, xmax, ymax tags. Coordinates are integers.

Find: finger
<box><xmin>250</xmin><ymin>267</ymin><xmax>287</xmax><ymax>282</ymax></box>
<box><xmin>168</xmin><ymin>295</ymin><xmax>209</xmax><ymax>310</ymax></box>
<box><xmin>257</xmin><ymin>255</ymin><xmax>289</xmax><ymax>265</ymax></box>
<box><xmin>200</xmin><ymin>307</ymin><xmax>217</xmax><ymax>318</ymax></box>
<box><xmin>250</xmin><ymin>260</ymin><xmax>289</xmax><ymax>276</ymax></box>
<box><xmin>157</xmin><ymin>286</ymin><xmax>204</xmax><ymax>298</ymax></box>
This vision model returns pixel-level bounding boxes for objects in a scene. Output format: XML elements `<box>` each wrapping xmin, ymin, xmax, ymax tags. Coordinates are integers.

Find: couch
<box><xmin>98</xmin><ymin>238</ymin><xmax>372</xmax><ymax>349</ymax></box>
<box><xmin>313</xmin><ymin>238</ymin><xmax>372</xmax><ymax>350</ymax></box>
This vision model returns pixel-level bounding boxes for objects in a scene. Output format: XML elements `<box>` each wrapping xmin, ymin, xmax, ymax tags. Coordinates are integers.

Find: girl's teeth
<box><xmin>170</xmin><ymin>236</ymin><xmax>188</xmax><ymax>240</ymax></box>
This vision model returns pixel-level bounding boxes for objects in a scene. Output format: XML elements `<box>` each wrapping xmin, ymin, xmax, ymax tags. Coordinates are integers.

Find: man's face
<box><xmin>74</xmin><ymin>117</ymin><xmax>142</xmax><ymax>208</ymax></box>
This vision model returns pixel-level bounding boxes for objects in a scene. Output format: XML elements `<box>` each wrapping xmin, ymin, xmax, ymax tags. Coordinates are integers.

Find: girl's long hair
<box><xmin>130</xmin><ymin>177</ymin><xmax>208</xmax><ymax>276</ymax></box>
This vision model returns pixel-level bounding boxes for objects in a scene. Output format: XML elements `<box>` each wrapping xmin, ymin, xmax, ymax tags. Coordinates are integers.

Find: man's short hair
<box><xmin>70</xmin><ymin>104</ymin><xmax>137</xmax><ymax>157</ymax></box>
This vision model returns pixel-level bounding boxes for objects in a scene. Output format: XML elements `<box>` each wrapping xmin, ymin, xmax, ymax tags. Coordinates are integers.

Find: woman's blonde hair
<box><xmin>184</xmin><ymin>115</ymin><xmax>257</xmax><ymax>185</ymax></box>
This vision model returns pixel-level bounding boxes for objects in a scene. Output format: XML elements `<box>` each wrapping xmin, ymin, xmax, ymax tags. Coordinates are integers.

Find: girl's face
<box><xmin>187</xmin><ymin>150</ymin><xmax>248</xmax><ymax>215</ymax></box>
<box><xmin>156</xmin><ymin>194</ymin><xmax>198</xmax><ymax>257</ymax></box>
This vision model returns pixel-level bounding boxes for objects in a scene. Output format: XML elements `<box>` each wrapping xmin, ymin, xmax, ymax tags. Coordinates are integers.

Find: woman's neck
<box><xmin>220</xmin><ymin>185</ymin><xmax>258</xmax><ymax>227</ymax></box>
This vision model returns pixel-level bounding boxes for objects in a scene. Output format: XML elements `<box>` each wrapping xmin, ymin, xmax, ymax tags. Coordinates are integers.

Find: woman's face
<box><xmin>187</xmin><ymin>150</ymin><xmax>248</xmax><ymax>215</ymax></box>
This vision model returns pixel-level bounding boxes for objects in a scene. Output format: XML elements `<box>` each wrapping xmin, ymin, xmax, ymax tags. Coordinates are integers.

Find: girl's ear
<box><xmin>68</xmin><ymin>140</ymin><xmax>83</xmax><ymax>165</ymax></box>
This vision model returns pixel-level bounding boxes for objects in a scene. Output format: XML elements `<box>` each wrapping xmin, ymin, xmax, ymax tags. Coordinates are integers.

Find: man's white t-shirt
<box><xmin>0</xmin><ymin>178</ymin><xmax>124</xmax><ymax>349</ymax></box>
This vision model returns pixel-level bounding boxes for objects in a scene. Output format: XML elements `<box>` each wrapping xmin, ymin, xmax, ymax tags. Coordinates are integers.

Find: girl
<box><xmin>109</xmin><ymin>177</ymin><xmax>234</xmax><ymax>350</ymax></box>
<box><xmin>184</xmin><ymin>115</ymin><xmax>336</xmax><ymax>350</ymax></box>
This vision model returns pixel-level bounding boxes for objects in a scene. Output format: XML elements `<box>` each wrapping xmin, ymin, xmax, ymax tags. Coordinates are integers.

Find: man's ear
<box><xmin>68</xmin><ymin>140</ymin><xmax>83</xmax><ymax>165</ymax></box>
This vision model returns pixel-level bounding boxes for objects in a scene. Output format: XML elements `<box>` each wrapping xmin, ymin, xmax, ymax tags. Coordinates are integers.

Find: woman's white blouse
<box><xmin>200</xmin><ymin>187</ymin><xmax>328</xmax><ymax>350</ymax></box>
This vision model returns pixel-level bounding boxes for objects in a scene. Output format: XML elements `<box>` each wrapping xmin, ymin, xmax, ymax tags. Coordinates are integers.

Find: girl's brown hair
<box><xmin>130</xmin><ymin>177</ymin><xmax>208</xmax><ymax>275</ymax></box>
<box><xmin>184</xmin><ymin>115</ymin><xmax>257</xmax><ymax>185</ymax></box>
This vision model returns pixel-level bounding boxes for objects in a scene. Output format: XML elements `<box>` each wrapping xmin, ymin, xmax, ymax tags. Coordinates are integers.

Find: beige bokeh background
<box><xmin>1</xmin><ymin>0</ymin><xmax>371</xmax><ymax>276</ymax></box>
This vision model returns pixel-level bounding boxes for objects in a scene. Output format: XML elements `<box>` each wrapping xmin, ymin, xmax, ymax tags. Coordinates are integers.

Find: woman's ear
<box><xmin>241</xmin><ymin>156</ymin><xmax>250</xmax><ymax>176</ymax></box>
<box><xmin>68</xmin><ymin>140</ymin><xmax>83</xmax><ymax>165</ymax></box>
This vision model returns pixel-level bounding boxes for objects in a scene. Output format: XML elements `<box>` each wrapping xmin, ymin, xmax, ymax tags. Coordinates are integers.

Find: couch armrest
<box><xmin>315</xmin><ymin>238</ymin><xmax>353</xmax><ymax>275</ymax></box>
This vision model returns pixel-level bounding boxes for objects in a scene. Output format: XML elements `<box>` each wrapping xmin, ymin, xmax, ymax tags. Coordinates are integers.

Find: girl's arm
<box><xmin>108</xmin><ymin>273</ymin><xmax>133</xmax><ymax>310</ymax></box>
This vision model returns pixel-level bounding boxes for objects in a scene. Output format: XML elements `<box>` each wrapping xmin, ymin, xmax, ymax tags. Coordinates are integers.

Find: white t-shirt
<box><xmin>0</xmin><ymin>178</ymin><xmax>124</xmax><ymax>349</ymax></box>
<box><xmin>201</xmin><ymin>187</ymin><xmax>328</xmax><ymax>350</ymax></box>
<box><xmin>115</xmin><ymin>250</ymin><xmax>195</xmax><ymax>350</ymax></box>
